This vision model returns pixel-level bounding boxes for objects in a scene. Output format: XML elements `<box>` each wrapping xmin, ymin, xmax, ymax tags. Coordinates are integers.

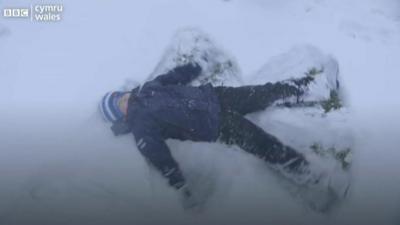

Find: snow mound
<box><xmin>150</xmin><ymin>27</ymin><xmax>242</xmax><ymax>87</ymax></box>
<box><xmin>247</xmin><ymin>45</ymin><xmax>353</xmax><ymax>160</ymax></box>
<box><xmin>250</xmin><ymin>45</ymin><xmax>340</xmax><ymax>102</ymax></box>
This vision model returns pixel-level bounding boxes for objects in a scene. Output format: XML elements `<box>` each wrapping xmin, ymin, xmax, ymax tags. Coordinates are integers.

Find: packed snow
<box><xmin>0</xmin><ymin>0</ymin><xmax>399</xmax><ymax>224</ymax></box>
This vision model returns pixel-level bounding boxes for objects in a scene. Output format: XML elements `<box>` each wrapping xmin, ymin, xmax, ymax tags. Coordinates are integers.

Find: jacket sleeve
<box><xmin>153</xmin><ymin>63</ymin><xmax>202</xmax><ymax>86</ymax></box>
<box><xmin>132</xmin><ymin>121</ymin><xmax>186</xmax><ymax>189</ymax></box>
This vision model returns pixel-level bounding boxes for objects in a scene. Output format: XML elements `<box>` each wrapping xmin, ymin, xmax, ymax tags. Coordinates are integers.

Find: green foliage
<box><xmin>305</xmin><ymin>67</ymin><xmax>343</xmax><ymax>113</ymax></box>
<box><xmin>336</xmin><ymin>148</ymin><xmax>352</xmax><ymax>170</ymax></box>
<box><xmin>305</xmin><ymin>67</ymin><xmax>324</xmax><ymax>77</ymax></box>
<box><xmin>321</xmin><ymin>90</ymin><xmax>342</xmax><ymax>113</ymax></box>
<box><xmin>310</xmin><ymin>142</ymin><xmax>352</xmax><ymax>170</ymax></box>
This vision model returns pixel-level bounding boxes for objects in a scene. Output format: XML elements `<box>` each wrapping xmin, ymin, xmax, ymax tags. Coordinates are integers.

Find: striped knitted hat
<box><xmin>99</xmin><ymin>91</ymin><xmax>126</xmax><ymax>123</ymax></box>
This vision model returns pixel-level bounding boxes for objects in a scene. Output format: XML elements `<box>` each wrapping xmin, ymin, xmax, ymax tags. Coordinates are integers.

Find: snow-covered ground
<box><xmin>0</xmin><ymin>0</ymin><xmax>399</xmax><ymax>224</ymax></box>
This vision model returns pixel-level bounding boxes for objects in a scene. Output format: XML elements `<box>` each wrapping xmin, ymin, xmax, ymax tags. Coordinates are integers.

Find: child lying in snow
<box><xmin>99</xmin><ymin>62</ymin><xmax>347</xmax><ymax>211</ymax></box>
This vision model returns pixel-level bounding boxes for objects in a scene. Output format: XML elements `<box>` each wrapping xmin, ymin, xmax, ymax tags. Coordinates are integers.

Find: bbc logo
<box><xmin>3</xmin><ymin>8</ymin><xmax>30</xmax><ymax>18</ymax></box>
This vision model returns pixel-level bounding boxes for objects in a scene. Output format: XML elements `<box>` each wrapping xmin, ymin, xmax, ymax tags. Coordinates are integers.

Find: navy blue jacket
<box><xmin>126</xmin><ymin>64</ymin><xmax>221</xmax><ymax>189</ymax></box>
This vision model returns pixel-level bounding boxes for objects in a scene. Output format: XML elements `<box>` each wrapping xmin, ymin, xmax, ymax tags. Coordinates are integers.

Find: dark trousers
<box><xmin>214</xmin><ymin>82</ymin><xmax>309</xmax><ymax>176</ymax></box>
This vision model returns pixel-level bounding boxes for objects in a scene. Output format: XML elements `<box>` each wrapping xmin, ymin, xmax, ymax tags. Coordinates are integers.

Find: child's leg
<box><xmin>214</xmin><ymin>77</ymin><xmax>312</xmax><ymax>115</ymax></box>
<box><xmin>218</xmin><ymin>110</ymin><xmax>313</xmax><ymax>182</ymax></box>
